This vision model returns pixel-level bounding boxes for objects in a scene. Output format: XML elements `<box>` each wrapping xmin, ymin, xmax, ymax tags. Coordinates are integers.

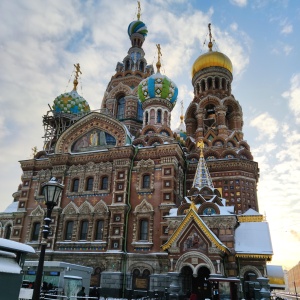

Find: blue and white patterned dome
<box><xmin>138</xmin><ymin>72</ymin><xmax>178</xmax><ymax>108</ymax></box>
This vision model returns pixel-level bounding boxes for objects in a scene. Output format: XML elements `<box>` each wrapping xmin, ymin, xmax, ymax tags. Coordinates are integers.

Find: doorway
<box><xmin>181</xmin><ymin>266</ymin><xmax>211</xmax><ymax>300</ymax></box>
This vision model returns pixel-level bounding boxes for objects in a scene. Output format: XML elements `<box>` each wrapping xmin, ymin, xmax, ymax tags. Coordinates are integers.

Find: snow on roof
<box><xmin>235</xmin><ymin>222</ymin><xmax>273</xmax><ymax>255</ymax></box>
<box><xmin>3</xmin><ymin>201</ymin><xmax>19</xmax><ymax>213</ymax></box>
<box><xmin>267</xmin><ymin>265</ymin><xmax>284</xmax><ymax>278</ymax></box>
<box><xmin>242</xmin><ymin>208</ymin><xmax>262</xmax><ymax>216</ymax></box>
<box><xmin>0</xmin><ymin>238</ymin><xmax>35</xmax><ymax>254</ymax></box>
<box><xmin>0</xmin><ymin>256</ymin><xmax>22</xmax><ymax>274</ymax></box>
<box><xmin>168</xmin><ymin>208</ymin><xmax>178</xmax><ymax>216</ymax></box>
<box><xmin>219</xmin><ymin>206</ymin><xmax>235</xmax><ymax>215</ymax></box>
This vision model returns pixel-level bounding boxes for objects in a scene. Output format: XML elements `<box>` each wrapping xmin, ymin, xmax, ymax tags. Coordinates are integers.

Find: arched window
<box><xmin>145</xmin><ymin>111</ymin><xmax>149</xmax><ymax>125</ymax></box>
<box><xmin>139</xmin><ymin>220</ymin><xmax>148</xmax><ymax>240</ymax></box>
<box><xmin>72</xmin><ymin>178</ymin><xmax>79</xmax><ymax>192</ymax></box>
<box><xmin>125</xmin><ymin>60</ymin><xmax>130</xmax><ymax>71</ymax></box>
<box><xmin>117</xmin><ymin>96</ymin><xmax>125</xmax><ymax>120</ymax></box>
<box><xmin>5</xmin><ymin>224</ymin><xmax>12</xmax><ymax>239</ymax></box>
<box><xmin>86</xmin><ymin>177</ymin><xmax>94</xmax><ymax>191</ymax></box>
<box><xmin>95</xmin><ymin>220</ymin><xmax>104</xmax><ymax>240</ymax></box>
<box><xmin>137</xmin><ymin>101</ymin><xmax>143</xmax><ymax>121</ymax></box>
<box><xmin>31</xmin><ymin>222</ymin><xmax>40</xmax><ymax>241</ymax></box>
<box><xmin>101</xmin><ymin>176</ymin><xmax>108</xmax><ymax>190</ymax></box>
<box><xmin>80</xmin><ymin>220</ymin><xmax>89</xmax><ymax>240</ymax></box>
<box><xmin>139</xmin><ymin>61</ymin><xmax>144</xmax><ymax>72</ymax></box>
<box><xmin>157</xmin><ymin>110</ymin><xmax>162</xmax><ymax>123</ymax></box>
<box><xmin>65</xmin><ymin>221</ymin><xmax>73</xmax><ymax>240</ymax></box>
<box><xmin>142</xmin><ymin>175</ymin><xmax>150</xmax><ymax>189</ymax></box>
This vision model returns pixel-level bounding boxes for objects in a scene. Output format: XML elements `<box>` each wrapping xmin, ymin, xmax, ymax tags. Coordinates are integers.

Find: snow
<box><xmin>235</xmin><ymin>222</ymin><xmax>273</xmax><ymax>254</ymax></box>
<box><xmin>242</xmin><ymin>208</ymin><xmax>261</xmax><ymax>216</ymax></box>
<box><xmin>0</xmin><ymin>238</ymin><xmax>35</xmax><ymax>253</ymax></box>
<box><xmin>3</xmin><ymin>201</ymin><xmax>18</xmax><ymax>213</ymax></box>
<box><xmin>0</xmin><ymin>256</ymin><xmax>22</xmax><ymax>274</ymax></box>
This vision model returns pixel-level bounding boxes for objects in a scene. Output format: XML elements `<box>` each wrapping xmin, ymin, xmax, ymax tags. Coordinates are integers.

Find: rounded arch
<box><xmin>158</xmin><ymin>126</ymin><xmax>172</xmax><ymax>137</ymax></box>
<box><xmin>213</xmin><ymin>137</ymin><xmax>225</xmax><ymax>147</ymax></box>
<box><xmin>221</xmin><ymin>149</ymin><xmax>237</xmax><ymax>159</ymax></box>
<box><xmin>198</xmin><ymin>202</ymin><xmax>220</xmax><ymax>216</ymax></box>
<box><xmin>198</xmin><ymin>96</ymin><xmax>221</xmax><ymax>110</ymax></box>
<box><xmin>238</xmin><ymin>149</ymin><xmax>253</xmax><ymax>160</ymax></box>
<box><xmin>239</xmin><ymin>141</ymin><xmax>250</xmax><ymax>151</ymax></box>
<box><xmin>222</xmin><ymin>97</ymin><xmax>242</xmax><ymax>114</ymax></box>
<box><xmin>107</xmin><ymin>82</ymin><xmax>132</xmax><ymax>99</ymax></box>
<box><xmin>240</xmin><ymin>265</ymin><xmax>263</xmax><ymax>279</ymax></box>
<box><xmin>175</xmin><ymin>251</ymin><xmax>215</xmax><ymax>275</ymax></box>
<box><xmin>141</xmin><ymin>124</ymin><xmax>157</xmax><ymax>136</ymax></box>
<box><xmin>148</xmin><ymin>136</ymin><xmax>163</xmax><ymax>146</ymax></box>
<box><xmin>226</xmin><ymin>138</ymin><xmax>237</xmax><ymax>148</ymax></box>
<box><xmin>185</xmin><ymin>102</ymin><xmax>198</xmax><ymax>120</ymax></box>
<box><xmin>177</xmin><ymin>203</ymin><xmax>191</xmax><ymax>215</ymax></box>
<box><xmin>204</xmin><ymin>149</ymin><xmax>220</xmax><ymax>160</ymax></box>
<box><xmin>132</xmin><ymin>139</ymin><xmax>146</xmax><ymax>147</ymax></box>
<box><xmin>128</xmin><ymin>262</ymin><xmax>154</xmax><ymax>274</ymax></box>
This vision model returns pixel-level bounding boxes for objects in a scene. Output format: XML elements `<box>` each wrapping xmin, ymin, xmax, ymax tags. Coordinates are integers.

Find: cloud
<box><xmin>282</xmin><ymin>74</ymin><xmax>300</xmax><ymax>123</ymax></box>
<box><xmin>230</xmin><ymin>0</ymin><xmax>247</xmax><ymax>7</ymax></box>
<box><xmin>249</xmin><ymin>113</ymin><xmax>279</xmax><ymax>140</ymax></box>
<box><xmin>280</xmin><ymin>20</ymin><xmax>293</xmax><ymax>35</ymax></box>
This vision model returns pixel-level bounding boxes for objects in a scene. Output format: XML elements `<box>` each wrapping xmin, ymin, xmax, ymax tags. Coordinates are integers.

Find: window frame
<box><xmin>72</xmin><ymin>178</ymin><xmax>79</xmax><ymax>192</ymax></box>
<box><xmin>65</xmin><ymin>221</ymin><xmax>74</xmax><ymax>240</ymax></box>
<box><xmin>80</xmin><ymin>220</ymin><xmax>89</xmax><ymax>240</ymax></box>
<box><xmin>139</xmin><ymin>219</ymin><xmax>149</xmax><ymax>241</ymax></box>
<box><xmin>86</xmin><ymin>177</ymin><xmax>94</xmax><ymax>191</ymax></box>
<box><xmin>31</xmin><ymin>222</ymin><xmax>40</xmax><ymax>241</ymax></box>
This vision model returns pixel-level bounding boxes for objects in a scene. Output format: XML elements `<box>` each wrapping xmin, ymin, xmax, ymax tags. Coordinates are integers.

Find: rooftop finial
<box><xmin>180</xmin><ymin>100</ymin><xmax>184</xmax><ymax>124</ymax></box>
<box><xmin>73</xmin><ymin>63</ymin><xmax>82</xmax><ymax>91</ymax></box>
<box><xmin>137</xmin><ymin>1</ymin><xmax>141</xmax><ymax>20</ymax></box>
<box><xmin>208</xmin><ymin>23</ymin><xmax>213</xmax><ymax>52</ymax></box>
<box><xmin>197</xmin><ymin>139</ymin><xmax>205</xmax><ymax>158</ymax></box>
<box><xmin>156</xmin><ymin>44</ymin><xmax>162</xmax><ymax>73</ymax></box>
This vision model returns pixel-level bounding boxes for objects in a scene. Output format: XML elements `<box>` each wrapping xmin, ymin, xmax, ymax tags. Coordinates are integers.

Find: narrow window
<box><xmin>142</xmin><ymin>175</ymin><xmax>150</xmax><ymax>189</ymax></box>
<box><xmin>95</xmin><ymin>220</ymin><xmax>104</xmax><ymax>240</ymax></box>
<box><xmin>5</xmin><ymin>225</ymin><xmax>12</xmax><ymax>240</ymax></box>
<box><xmin>139</xmin><ymin>61</ymin><xmax>144</xmax><ymax>72</ymax></box>
<box><xmin>137</xmin><ymin>101</ymin><xmax>143</xmax><ymax>121</ymax></box>
<box><xmin>65</xmin><ymin>221</ymin><xmax>73</xmax><ymax>240</ymax></box>
<box><xmin>139</xmin><ymin>220</ymin><xmax>148</xmax><ymax>240</ymax></box>
<box><xmin>31</xmin><ymin>223</ymin><xmax>40</xmax><ymax>241</ymax></box>
<box><xmin>157</xmin><ymin>110</ymin><xmax>162</xmax><ymax>123</ymax></box>
<box><xmin>72</xmin><ymin>179</ymin><xmax>79</xmax><ymax>192</ymax></box>
<box><xmin>117</xmin><ymin>96</ymin><xmax>125</xmax><ymax>120</ymax></box>
<box><xmin>80</xmin><ymin>220</ymin><xmax>89</xmax><ymax>240</ymax></box>
<box><xmin>86</xmin><ymin>177</ymin><xmax>94</xmax><ymax>191</ymax></box>
<box><xmin>101</xmin><ymin>176</ymin><xmax>108</xmax><ymax>190</ymax></box>
<box><xmin>145</xmin><ymin>111</ymin><xmax>149</xmax><ymax>125</ymax></box>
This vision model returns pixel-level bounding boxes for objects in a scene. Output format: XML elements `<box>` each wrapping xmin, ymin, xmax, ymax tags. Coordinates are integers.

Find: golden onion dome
<box><xmin>192</xmin><ymin>23</ymin><xmax>233</xmax><ymax>77</ymax></box>
<box><xmin>191</xmin><ymin>50</ymin><xmax>233</xmax><ymax>77</ymax></box>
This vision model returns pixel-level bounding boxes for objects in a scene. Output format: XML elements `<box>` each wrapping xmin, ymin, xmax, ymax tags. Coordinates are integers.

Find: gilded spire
<box><xmin>156</xmin><ymin>44</ymin><xmax>162</xmax><ymax>73</ymax></box>
<box><xmin>192</xmin><ymin>139</ymin><xmax>214</xmax><ymax>189</ymax></box>
<box><xmin>73</xmin><ymin>63</ymin><xmax>82</xmax><ymax>91</ymax></box>
<box><xmin>208</xmin><ymin>23</ymin><xmax>213</xmax><ymax>52</ymax></box>
<box><xmin>137</xmin><ymin>1</ymin><xmax>141</xmax><ymax>20</ymax></box>
<box><xmin>180</xmin><ymin>100</ymin><xmax>184</xmax><ymax>124</ymax></box>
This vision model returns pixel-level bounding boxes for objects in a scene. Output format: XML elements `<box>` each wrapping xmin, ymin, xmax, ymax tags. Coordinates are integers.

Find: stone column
<box><xmin>215</xmin><ymin>106</ymin><xmax>227</xmax><ymax>138</ymax></box>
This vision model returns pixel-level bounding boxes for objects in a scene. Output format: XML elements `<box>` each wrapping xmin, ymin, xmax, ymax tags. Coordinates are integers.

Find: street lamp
<box><xmin>32</xmin><ymin>177</ymin><xmax>64</xmax><ymax>300</ymax></box>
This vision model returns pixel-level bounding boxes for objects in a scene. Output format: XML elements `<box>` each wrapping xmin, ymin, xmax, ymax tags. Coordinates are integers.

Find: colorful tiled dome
<box><xmin>138</xmin><ymin>72</ymin><xmax>178</xmax><ymax>107</ymax></box>
<box><xmin>53</xmin><ymin>90</ymin><xmax>90</xmax><ymax>114</ymax></box>
<box><xmin>128</xmin><ymin>20</ymin><xmax>148</xmax><ymax>38</ymax></box>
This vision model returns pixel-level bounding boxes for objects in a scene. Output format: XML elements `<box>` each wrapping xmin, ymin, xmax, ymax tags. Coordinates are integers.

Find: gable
<box><xmin>55</xmin><ymin>112</ymin><xmax>131</xmax><ymax>154</ymax></box>
<box><xmin>162</xmin><ymin>207</ymin><xmax>229</xmax><ymax>254</ymax></box>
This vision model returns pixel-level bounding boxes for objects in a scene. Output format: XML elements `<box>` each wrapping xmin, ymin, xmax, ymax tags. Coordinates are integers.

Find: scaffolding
<box><xmin>42</xmin><ymin>108</ymin><xmax>113</xmax><ymax>154</ymax></box>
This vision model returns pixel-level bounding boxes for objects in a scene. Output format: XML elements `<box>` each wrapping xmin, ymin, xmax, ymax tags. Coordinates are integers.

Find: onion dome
<box><xmin>191</xmin><ymin>23</ymin><xmax>233</xmax><ymax>77</ymax></box>
<box><xmin>138</xmin><ymin>72</ymin><xmax>178</xmax><ymax>107</ymax></box>
<box><xmin>53</xmin><ymin>63</ymin><xmax>90</xmax><ymax>114</ymax></box>
<box><xmin>53</xmin><ymin>90</ymin><xmax>90</xmax><ymax>114</ymax></box>
<box><xmin>128</xmin><ymin>20</ymin><xmax>148</xmax><ymax>38</ymax></box>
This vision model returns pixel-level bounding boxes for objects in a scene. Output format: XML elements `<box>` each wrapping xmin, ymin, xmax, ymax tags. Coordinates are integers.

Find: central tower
<box><xmin>185</xmin><ymin>24</ymin><xmax>259</xmax><ymax>214</ymax></box>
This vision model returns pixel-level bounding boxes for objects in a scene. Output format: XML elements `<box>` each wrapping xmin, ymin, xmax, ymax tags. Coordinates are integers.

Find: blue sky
<box><xmin>0</xmin><ymin>0</ymin><xmax>300</xmax><ymax>269</ymax></box>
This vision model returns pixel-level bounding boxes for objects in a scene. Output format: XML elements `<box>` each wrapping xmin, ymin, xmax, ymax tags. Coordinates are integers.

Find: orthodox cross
<box><xmin>197</xmin><ymin>139</ymin><xmax>204</xmax><ymax>157</ymax></box>
<box><xmin>137</xmin><ymin>1</ymin><xmax>141</xmax><ymax>20</ymax></box>
<box><xmin>73</xmin><ymin>63</ymin><xmax>82</xmax><ymax>91</ymax></box>
<box><xmin>208</xmin><ymin>23</ymin><xmax>213</xmax><ymax>51</ymax></box>
<box><xmin>156</xmin><ymin>44</ymin><xmax>162</xmax><ymax>73</ymax></box>
<box><xmin>32</xmin><ymin>146</ymin><xmax>38</xmax><ymax>158</ymax></box>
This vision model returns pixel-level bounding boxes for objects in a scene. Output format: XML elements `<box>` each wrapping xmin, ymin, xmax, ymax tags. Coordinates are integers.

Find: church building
<box><xmin>0</xmin><ymin>4</ymin><xmax>273</xmax><ymax>300</ymax></box>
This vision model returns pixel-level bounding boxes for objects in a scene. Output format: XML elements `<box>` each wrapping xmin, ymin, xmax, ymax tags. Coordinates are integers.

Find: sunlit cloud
<box><xmin>282</xmin><ymin>74</ymin><xmax>300</xmax><ymax>123</ymax></box>
<box><xmin>230</xmin><ymin>0</ymin><xmax>248</xmax><ymax>7</ymax></box>
<box><xmin>249</xmin><ymin>113</ymin><xmax>279</xmax><ymax>140</ymax></box>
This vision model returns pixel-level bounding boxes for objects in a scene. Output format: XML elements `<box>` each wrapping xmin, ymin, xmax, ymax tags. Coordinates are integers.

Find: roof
<box><xmin>0</xmin><ymin>238</ymin><xmax>35</xmax><ymax>254</ymax></box>
<box><xmin>235</xmin><ymin>222</ymin><xmax>273</xmax><ymax>259</ymax></box>
<box><xmin>3</xmin><ymin>201</ymin><xmax>18</xmax><ymax>213</ymax></box>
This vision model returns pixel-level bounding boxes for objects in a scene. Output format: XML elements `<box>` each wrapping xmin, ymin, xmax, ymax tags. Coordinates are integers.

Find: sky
<box><xmin>0</xmin><ymin>0</ymin><xmax>300</xmax><ymax>270</ymax></box>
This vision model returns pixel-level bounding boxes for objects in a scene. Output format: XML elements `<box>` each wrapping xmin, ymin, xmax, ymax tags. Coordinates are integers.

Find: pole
<box><xmin>32</xmin><ymin>206</ymin><xmax>53</xmax><ymax>300</ymax></box>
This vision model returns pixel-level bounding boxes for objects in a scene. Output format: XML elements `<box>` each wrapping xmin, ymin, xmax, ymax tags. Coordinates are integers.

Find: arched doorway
<box><xmin>243</xmin><ymin>271</ymin><xmax>258</xmax><ymax>300</ymax></box>
<box><xmin>180</xmin><ymin>266</ymin><xmax>211</xmax><ymax>300</ymax></box>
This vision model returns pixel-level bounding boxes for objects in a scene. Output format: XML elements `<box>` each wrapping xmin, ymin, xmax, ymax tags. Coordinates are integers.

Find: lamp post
<box><xmin>32</xmin><ymin>177</ymin><xmax>64</xmax><ymax>300</ymax></box>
